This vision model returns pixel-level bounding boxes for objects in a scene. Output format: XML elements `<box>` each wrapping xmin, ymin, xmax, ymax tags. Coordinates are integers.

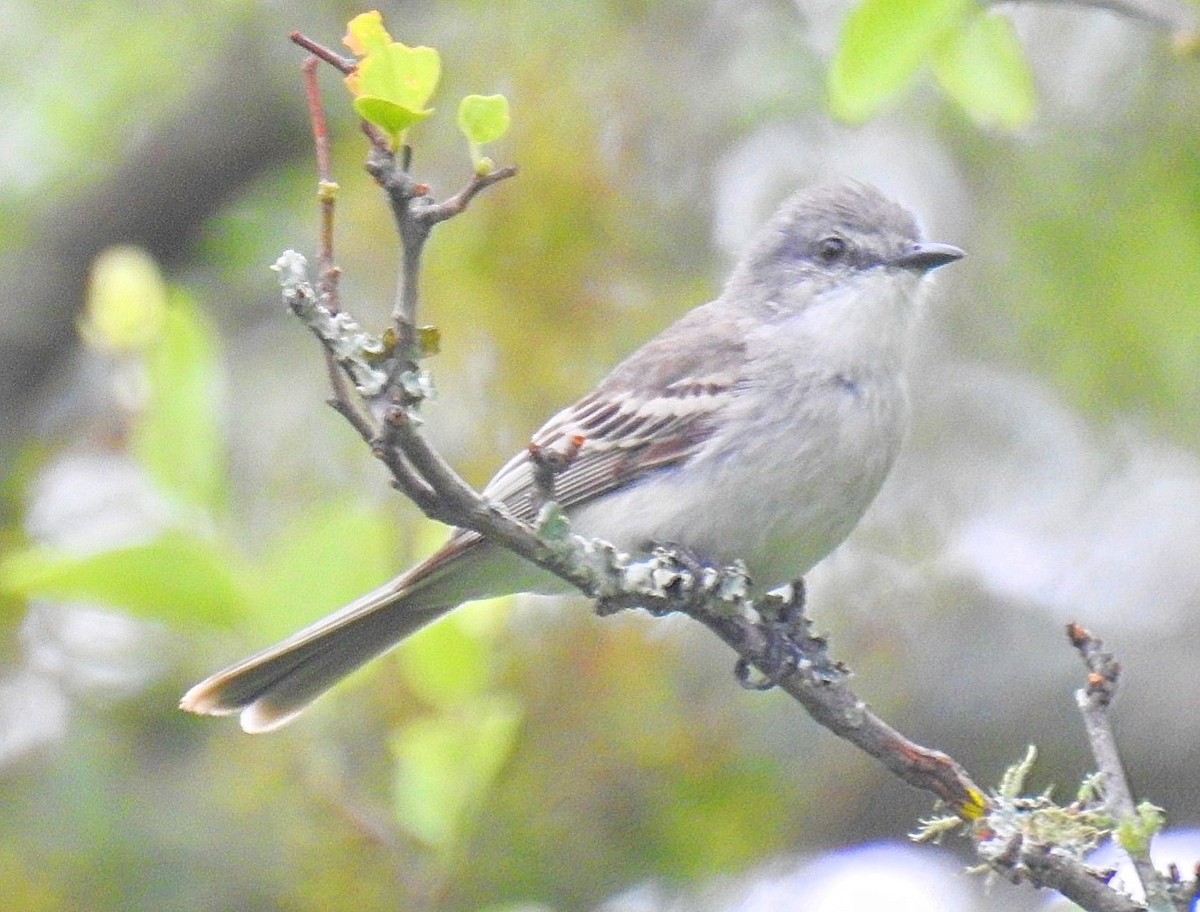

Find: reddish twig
<box><xmin>297</xmin><ymin>48</ymin><xmax>379</xmax><ymax>443</ymax></box>
<box><xmin>291</xmin><ymin>30</ymin><xmax>390</xmax><ymax>152</ymax></box>
<box><xmin>300</xmin><ymin>56</ymin><xmax>339</xmax><ymax>304</ymax></box>
<box><xmin>290</xmin><ymin>31</ymin><xmax>356</xmax><ymax>74</ymax></box>
<box><xmin>426</xmin><ymin>166</ymin><xmax>520</xmax><ymax>224</ymax></box>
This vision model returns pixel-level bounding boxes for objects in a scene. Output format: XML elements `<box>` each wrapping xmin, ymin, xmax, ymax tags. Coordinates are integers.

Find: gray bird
<box><xmin>181</xmin><ymin>182</ymin><xmax>963</xmax><ymax>732</ymax></box>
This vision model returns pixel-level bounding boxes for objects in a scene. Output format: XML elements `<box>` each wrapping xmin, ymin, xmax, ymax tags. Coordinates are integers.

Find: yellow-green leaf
<box><xmin>0</xmin><ymin>532</ymin><xmax>251</xmax><ymax>627</ymax></box>
<box><xmin>457</xmin><ymin>94</ymin><xmax>511</xmax><ymax>146</ymax></box>
<box><xmin>343</xmin><ymin>10</ymin><xmax>392</xmax><ymax>57</ymax></box>
<box><xmin>350</xmin><ymin>43</ymin><xmax>441</xmax><ymax>111</ymax></box>
<box><xmin>933</xmin><ymin>11</ymin><xmax>1037</xmax><ymax>129</ymax></box>
<box><xmin>353</xmin><ymin>96</ymin><xmax>434</xmax><ymax>147</ymax></box>
<box><xmin>81</xmin><ymin>246</ymin><xmax>168</xmax><ymax>354</ymax></box>
<box><xmin>828</xmin><ymin>0</ymin><xmax>974</xmax><ymax>122</ymax></box>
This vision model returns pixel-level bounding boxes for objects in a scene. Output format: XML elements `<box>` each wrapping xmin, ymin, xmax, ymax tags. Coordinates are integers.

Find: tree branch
<box><xmin>1067</xmin><ymin>623</ymin><xmax>1196</xmax><ymax>911</ymax></box>
<box><xmin>1015</xmin><ymin>842</ymin><xmax>1144</xmax><ymax>912</ymax></box>
<box><xmin>289</xmin><ymin>31</ymin><xmax>356</xmax><ymax>74</ymax></box>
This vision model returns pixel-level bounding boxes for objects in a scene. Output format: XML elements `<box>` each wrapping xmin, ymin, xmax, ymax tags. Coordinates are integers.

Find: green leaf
<box><xmin>352</xmin><ymin>43</ymin><xmax>441</xmax><ymax>112</ymax></box>
<box><xmin>133</xmin><ymin>296</ymin><xmax>225</xmax><ymax>515</ymax></box>
<box><xmin>345</xmin><ymin>37</ymin><xmax>440</xmax><ymax>147</ymax></box>
<box><xmin>343</xmin><ymin>10</ymin><xmax>392</xmax><ymax>57</ymax></box>
<box><xmin>0</xmin><ymin>532</ymin><xmax>251</xmax><ymax>627</ymax></box>
<box><xmin>352</xmin><ymin>96</ymin><xmax>433</xmax><ymax>146</ymax></box>
<box><xmin>933</xmin><ymin>11</ymin><xmax>1036</xmax><ymax>128</ymax></box>
<box><xmin>391</xmin><ymin>697</ymin><xmax>524</xmax><ymax>852</ymax></box>
<box><xmin>457</xmin><ymin>94</ymin><xmax>511</xmax><ymax>146</ymax></box>
<box><xmin>828</xmin><ymin>0</ymin><xmax>974</xmax><ymax>122</ymax></box>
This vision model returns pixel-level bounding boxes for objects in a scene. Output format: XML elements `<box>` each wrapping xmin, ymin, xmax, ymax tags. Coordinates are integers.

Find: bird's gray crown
<box><xmin>774</xmin><ymin>182</ymin><xmax>918</xmax><ymax>259</ymax></box>
<box><xmin>775</xmin><ymin>182</ymin><xmax>919</xmax><ymax>242</ymax></box>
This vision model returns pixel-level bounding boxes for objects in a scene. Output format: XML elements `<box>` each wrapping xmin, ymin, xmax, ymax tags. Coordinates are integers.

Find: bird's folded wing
<box><xmin>488</xmin><ymin>307</ymin><xmax>749</xmax><ymax>519</ymax></box>
<box><xmin>432</xmin><ymin>307</ymin><xmax>751</xmax><ymax>563</ymax></box>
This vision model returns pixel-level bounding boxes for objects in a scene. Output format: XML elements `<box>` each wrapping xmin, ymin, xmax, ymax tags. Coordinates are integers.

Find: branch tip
<box><xmin>290</xmin><ymin>31</ymin><xmax>356</xmax><ymax>74</ymax></box>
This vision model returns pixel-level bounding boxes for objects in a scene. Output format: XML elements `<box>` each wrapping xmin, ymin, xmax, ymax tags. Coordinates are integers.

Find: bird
<box><xmin>181</xmin><ymin>182</ymin><xmax>963</xmax><ymax>733</ymax></box>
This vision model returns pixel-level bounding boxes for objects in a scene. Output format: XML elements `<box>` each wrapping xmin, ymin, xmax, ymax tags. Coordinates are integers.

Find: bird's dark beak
<box><xmin>890</xmin><ymin>242</ymin><xmax>964</xmax><ymax>272</ymax></box>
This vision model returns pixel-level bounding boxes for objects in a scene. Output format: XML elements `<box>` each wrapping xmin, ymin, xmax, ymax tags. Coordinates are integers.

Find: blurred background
<box><xmin>2</xmin><ymin>1</ymin><xmax>1199</xmax><ymax>910</ymax></box>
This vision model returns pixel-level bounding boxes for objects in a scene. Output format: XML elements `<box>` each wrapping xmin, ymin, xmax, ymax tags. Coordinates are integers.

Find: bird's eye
<box><xmin>815</xmin><ymin>236</ymin><xmax>848</xmax><ymax>264</ymax></box>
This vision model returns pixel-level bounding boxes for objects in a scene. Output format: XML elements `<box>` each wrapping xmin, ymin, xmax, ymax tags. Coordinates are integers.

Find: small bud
<box><xmin>417</xmin><ymin>325</ymin><xmax>441</xmax><ymax>357</ymax></box>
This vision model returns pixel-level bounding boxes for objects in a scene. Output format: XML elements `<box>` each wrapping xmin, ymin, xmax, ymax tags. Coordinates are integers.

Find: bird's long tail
<box><xmin>182</xmin><ymin>535</ymin><xmax>569</xmax><ymax>732</ymax></box>
<box><xmin>180</xmin><ymin>576</ymin><xmax>456</xmax><ymax>732</ymax></box>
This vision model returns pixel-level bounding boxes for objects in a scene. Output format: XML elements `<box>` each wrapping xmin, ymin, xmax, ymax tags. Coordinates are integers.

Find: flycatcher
<box><xmin>182</xmin><ymin>182</ymin><xmax>963</xmax><ymax>732</ymax></box>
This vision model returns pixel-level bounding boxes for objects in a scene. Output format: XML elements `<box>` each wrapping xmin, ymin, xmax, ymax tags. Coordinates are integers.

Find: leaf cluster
<box><xmin>342</xmin><ymin>10</ymin><xmax>510</xmax><ymax>172</ymax></box>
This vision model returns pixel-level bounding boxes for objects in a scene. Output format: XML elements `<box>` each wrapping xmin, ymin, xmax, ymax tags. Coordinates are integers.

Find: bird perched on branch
<box><xmin>182</xmin><ymin>182</ymin><xmax>963</xmax><ymax>732</ymax></box>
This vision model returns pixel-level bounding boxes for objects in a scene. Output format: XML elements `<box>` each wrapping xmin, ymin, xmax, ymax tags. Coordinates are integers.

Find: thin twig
<box><xmin>426</xmin><ymin>166</ymin><xmax>520</xmax><ymax>225</ymax></box>
<box><xmin>300</xmin><ymin>56</ymin><xmax>338</xmax><ymax>298</ymax></box>
<box><xmin>369</xmin><ymin>432</ymin><xmax>441</xmax><ymax>512</ymax></box>
<box><xmin>293</xmin><ymin>31</ymin><xmax>391</xmax><ymax>151</ymax></box>
<box><xmin>290</xmin><ymin>31</ymin><xmax>357</xmax><ymax>74</ymax></box>
<box><xmin>301</xmin><ymin>54</ymin><xmax>349</xmax><ymax>408</ymax></box>
<box><xmin>363</xmin><ymin>146</ymin><xmax>429</xmax><ymax>362</ymax></box>
<box><xmin>364</xmin><ymin>147</ymin><xmax>517</xmax><ymax>364</ymax></box>
<box><xmin>1068</xmin><ymin>623</ymin><xmax>1166</xmax><ymax>907</ymax></box>
<box><xmin>379</xmin><ymin>406</ymin><xmax>488</xmax><ymax>519</ymax></box>
<box><xmin>1018</xmin><ymin>841</ymin><xmax>1146</xmax><ymax>912</ymax></box>
<box><xmin>298</xmin><ymin>53</ymin><xmax>377</xmax><ymax>437</ymax></box>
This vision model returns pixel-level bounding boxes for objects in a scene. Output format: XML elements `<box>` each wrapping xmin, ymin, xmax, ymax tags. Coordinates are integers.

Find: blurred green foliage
<box><xmin>931</xmin><ymin>10</ymin><xmax>1036</xmax><ymax>129</ymax></box>
<box><xmin>1007</xmin><ymin>144</ymin><xmax>1200</xmax><ymax>432</ymax></box>
<box><xmin>134</xmin><ymin>298</ymin><xmax>226</xmax><ymax>516</ymax></box>
<box><xmin>829</xmin><ymin>0</ymin><xmax>1037</xmax><ymax>127</ymax></box>
<box><xmin>1</xmin><ymin>532</ymin><xmax>250</xmax><ymax>627</ymax></box>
